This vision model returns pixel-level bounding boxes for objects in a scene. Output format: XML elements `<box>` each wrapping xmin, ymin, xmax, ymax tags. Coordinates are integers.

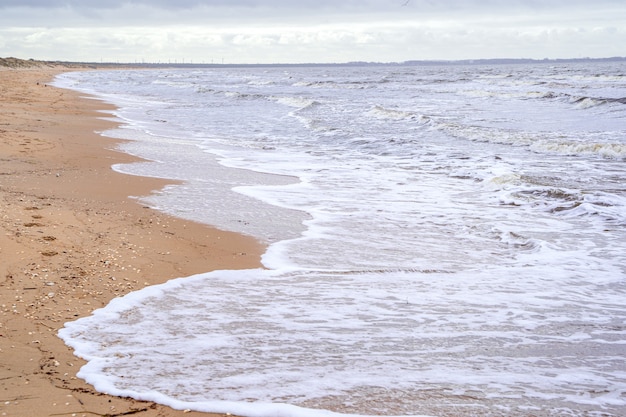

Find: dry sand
<box><xmin>1</xmin><ymin>66</ymin><xmax>264</xmax><ymax>416</ymax></box>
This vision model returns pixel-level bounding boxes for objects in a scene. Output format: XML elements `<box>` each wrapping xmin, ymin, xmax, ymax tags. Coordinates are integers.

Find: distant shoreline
<box><xmin>2</xmin><ymin>55</ymin><xmax>625</xmax><ymax>70</ymax></box>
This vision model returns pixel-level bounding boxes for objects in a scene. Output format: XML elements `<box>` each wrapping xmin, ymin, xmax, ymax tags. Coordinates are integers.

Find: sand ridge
<box><xmin>0</xmin><ymin>66</ymin><xmax>263</xmax><ymax>416</ymax></box>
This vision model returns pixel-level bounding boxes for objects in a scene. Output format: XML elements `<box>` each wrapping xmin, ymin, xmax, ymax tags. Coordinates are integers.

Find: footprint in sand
<box><xmin>41</xmin><ymin>234</ymin><xmax>58</xmax><ymax>255</ymax></box>
<box><xmin>22</xmin><ymin>207</ymin><xmax>58</xmax><ymax>255</ymax></box>
<box><xmin>23</xmin><ymin>222</ymin><xmax>44</xmax><ymax>227</ymax></box>
<box><xmin>23</xmin><ymin>207</ymin><xmax>44</xmax><ymax>226</ymax></box>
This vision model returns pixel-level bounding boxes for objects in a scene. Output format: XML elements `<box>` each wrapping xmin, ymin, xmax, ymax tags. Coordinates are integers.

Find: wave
<box><xmin>501</xmin><ymin>184</ymin><xmax>626</xmax><ymax>225</ymax></box>
<box><xmin>570</xmin><ymin>95</ymin><xmax>626</xmax><ymax>109</ymax></box>
<box><xmin>195</xmin><ymin>86</ymin><xmax>268</xmax><ymax>102</ymax></box>
<box><xmin>247</xmin><ymin>79</ymin><xmax>275</xmax><ymax>86</ymax></box>
<box><xmin>431</xmin><ymin>121</ymin><xmax>537</xmax><ymax>147</ymax></box>
<box><xmin>223</xmin><ymin>91</ymin><xmax>267</xmax><ymax>101</ymax></box>
<box><xmin>292</xmin><ymin>80</ymin><xmax>373</xmax><ymax>90</ymax></box>
<box><xmin>531</xmin><ymin>140</ymin><xmax>626</xmax><ymax>159</ymax></box>
<box><xmin>499</xmin><ymin>231</ymin><xmax>543</xmax><ymax>253</ymax></box>
<box><xmin>463</xmin><ymin>88</ymin><xmax>626</xmax><ymax>110</ymax></box>
<box><xmin>151</xmin><ymin>79</ymin><xmax>195</xmax><ymax>89</ymax></box>
<box><xmin>272</xmin><ymin>95</ymin><xmax>320</xmax><ymax>109</ymax></box>
<box><xmin>424</xmin><ymin>118</ymin><xmax>626</xmax><ymax>160</ymax></box>
<box><xmin>367</xmin><ymin>105</ymin><xmax>417</xmax><ymax>121</ymax></box>
<box><xmin>556</xmin><ymin>192</ymin><xmax>626</xmax><ymax>225</ymax></box>
<box><xmin>533</xmin><ymin>90</ymin><xmax>626</xmax><ymax>109</ymax></box>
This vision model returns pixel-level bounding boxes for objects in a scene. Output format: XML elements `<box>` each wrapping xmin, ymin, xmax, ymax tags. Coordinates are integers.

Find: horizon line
<box><xmin>2</xmin><ymin>56</ymin><xmax>626</xmax><ymax>69</ymax></box>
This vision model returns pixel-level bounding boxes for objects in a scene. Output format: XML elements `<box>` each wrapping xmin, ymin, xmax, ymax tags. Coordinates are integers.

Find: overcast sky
<box><xmin>0</xmin><ymin>0</ymin><xmax>624</xmax><ymax>64</ymax></box>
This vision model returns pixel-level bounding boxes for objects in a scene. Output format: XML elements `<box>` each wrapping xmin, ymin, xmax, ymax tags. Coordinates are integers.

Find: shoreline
<box><xmin>0</xmin><ymin>67</ymin><xmax>263</xmax><ymax>416</ymax></box>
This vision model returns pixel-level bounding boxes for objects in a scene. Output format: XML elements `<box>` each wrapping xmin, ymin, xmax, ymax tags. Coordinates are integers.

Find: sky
<box><xmin>0</xmin><ymin>0</ymin><xmax>624</xmax><ymax>64</ymax></box>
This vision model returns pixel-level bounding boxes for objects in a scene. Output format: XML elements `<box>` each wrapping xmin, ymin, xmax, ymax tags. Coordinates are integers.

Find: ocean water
<box><xmin>54</xmin><ymin>62</ymin><xmax>626</xmax><ymax>417</ymax></box>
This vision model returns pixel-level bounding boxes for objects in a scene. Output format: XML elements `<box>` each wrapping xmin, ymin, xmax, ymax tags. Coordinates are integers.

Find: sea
<box><xmin>54</xmin><ymin>61</ymin><xmax>626</xmax><ymax>417</ymax></box>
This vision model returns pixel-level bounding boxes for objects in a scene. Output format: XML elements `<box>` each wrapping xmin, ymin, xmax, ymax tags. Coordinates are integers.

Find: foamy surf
<box><xmin>55</xmin><ymin>61</ymin><xmax>626</xmax><ymax>416</ymax></box>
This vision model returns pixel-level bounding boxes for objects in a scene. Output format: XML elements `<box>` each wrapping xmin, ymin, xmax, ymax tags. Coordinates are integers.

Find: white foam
<box><xmin>60</xmin><ymin>263</ymin><xmax>626</xmax><ymax>415</ymax></box>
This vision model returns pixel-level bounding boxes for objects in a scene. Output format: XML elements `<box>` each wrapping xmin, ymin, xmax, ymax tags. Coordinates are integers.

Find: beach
<box><xmin>3</xmin><ymin>61</ymin><xmax>625</xmax><ymax>417</ymax></box>
<box><xmin>0</xmin><ymin>65</ymin><xmax>263</xmax><ymax>417</ymax></box>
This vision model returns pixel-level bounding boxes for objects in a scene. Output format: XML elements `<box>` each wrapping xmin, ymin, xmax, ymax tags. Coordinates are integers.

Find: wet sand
<box><xmin>0</xmin><ymin>66</ymin><xmax>264</xmax><ymax>416</ymax></box>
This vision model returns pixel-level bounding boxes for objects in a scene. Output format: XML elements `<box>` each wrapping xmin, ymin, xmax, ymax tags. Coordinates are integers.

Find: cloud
<box><xmin>2</xmin><ymin>1</ymin><xmax>625</xmax><ymax>26</ymax></box>
<box><xmin>0</xmin><ymin>0</ymin><xmax>624</xmax><ymax>63</ymax></box>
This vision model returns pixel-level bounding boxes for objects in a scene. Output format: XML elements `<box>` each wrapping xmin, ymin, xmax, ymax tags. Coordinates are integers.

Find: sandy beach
<box><xmin>1</xmin><ymin>64</ymin><xmax>263</xmax><ymax>417</ymax></box>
